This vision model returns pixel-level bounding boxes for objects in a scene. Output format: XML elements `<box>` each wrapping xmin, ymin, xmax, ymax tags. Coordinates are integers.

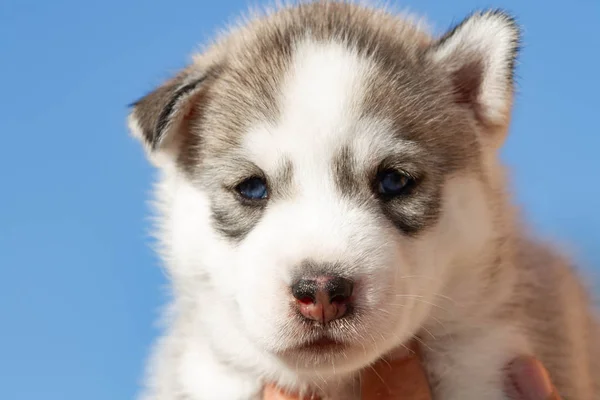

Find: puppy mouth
<box><xmin>289</xmin><ymin>336</ymin><xmax>348</xmax><ymax>353</ymax></box>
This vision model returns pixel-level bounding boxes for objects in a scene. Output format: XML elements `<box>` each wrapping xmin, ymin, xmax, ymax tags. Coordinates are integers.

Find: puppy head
<box><xmin>128</xmin><ymin>3</ymin><xmax>520</xmax><ymax>377</ymax></box>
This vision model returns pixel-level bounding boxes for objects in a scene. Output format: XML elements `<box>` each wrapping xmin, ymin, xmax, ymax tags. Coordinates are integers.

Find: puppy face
<box><xmin>129</xmin><ymin>3</ymin><xmax>520</xmax><ymax>376</ymax></box>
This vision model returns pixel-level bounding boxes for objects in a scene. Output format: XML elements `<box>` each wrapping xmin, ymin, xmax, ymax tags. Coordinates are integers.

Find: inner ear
<box><xmin>452</xmin><ymin>58</ymin><xmax>485</xmax><ymax>119</ymax></box>
<box><xmin>152</xmin><ymin>77</ymin><xmax>207</xmax><ymax>150</ymax></box>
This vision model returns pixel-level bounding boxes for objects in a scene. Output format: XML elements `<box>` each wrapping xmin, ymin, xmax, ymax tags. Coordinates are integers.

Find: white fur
<box><xmin>136</xmin><ymin>38</ymin><xmax>526</xmax><ymax>400</ymax></box>
<box><xmin>243</xmin><ymin>40</ymin><xmax>375</xmax><ymax>175</ymax></box>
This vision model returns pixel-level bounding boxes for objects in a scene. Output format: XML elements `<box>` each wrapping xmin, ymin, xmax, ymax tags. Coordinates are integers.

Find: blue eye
<box><xmin>236</xmin><ymin>177</ymin><xmax>268</xmax><ymax>200</ymax></box>
<box><xmin>377</xmin><ymin>169</ymin><xmax>412</xmax><ymax>196</ymax></box>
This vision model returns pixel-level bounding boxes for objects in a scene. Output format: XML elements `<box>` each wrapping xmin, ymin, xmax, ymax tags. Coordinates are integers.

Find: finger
<box><xmin>360</xmin><ymin>342</ymin><xmax>432</xmax><ymax>400</ymax></box>
<box><xmin>263</xmin><ymin>384</ymin><xmax>320</xmax><ymax>400</ymax></box>
<box><xmin>505</xmin><ymin>356</ymin><xmax>561</xmax><ymax>400</ymax></box>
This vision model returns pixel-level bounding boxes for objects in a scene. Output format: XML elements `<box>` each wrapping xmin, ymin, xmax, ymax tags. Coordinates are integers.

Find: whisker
<box><xmin>389</xmin><ymin>297</ymin><xmax>450</xmax><ymax>313</ymax></box>
<box><xmin>420</xmin><ymin>325</ymin><xmax>437</xmax><ymax>340</ymax></box>
<box><xmin>431</xmin><ymin>292</ymin><xmax>458</xmax><ymax>305</ymax></box>
<box><xmin>412</xmin><ymin>335</ymin><xmax>435</xmax><ymax>353</ymax></box>
<box><xmin>312</xmin><ymin>373</ymin><xmax>325</xmax><ymax>394</ymax></box>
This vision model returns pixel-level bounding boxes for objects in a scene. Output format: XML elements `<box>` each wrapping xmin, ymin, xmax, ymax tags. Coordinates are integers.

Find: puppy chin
<box><xmin>278</xmin><ymin>345</ymin><xmax>376</xmax><ymax>376</ymax></box>
<box><xmin>270</xmin><ymin>323</ymin><xmax>413</xmax><ymax>377</ymax></box>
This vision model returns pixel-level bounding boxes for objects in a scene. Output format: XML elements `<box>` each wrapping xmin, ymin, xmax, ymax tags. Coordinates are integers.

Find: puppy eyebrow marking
<box><xmin>333</xmin><ymin>145</ymin><xmax>363</xmax><ymax>199</ymax></box>
<box><xmin>272</xmin><ymin>158</ymin><xmax>295</xmax><ymax>199</ymax></box>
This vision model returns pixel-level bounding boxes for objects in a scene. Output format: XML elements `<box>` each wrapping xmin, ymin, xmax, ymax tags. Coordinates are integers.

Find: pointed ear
<box><xmin>127</xmin><ymin>66</ymin><xmax>210</xmax><ymax>166</ymax></box>
<box><xmin>427</xmin><ymin>10</ymin><xmax>521</xmax><ymax>144</ymax></box>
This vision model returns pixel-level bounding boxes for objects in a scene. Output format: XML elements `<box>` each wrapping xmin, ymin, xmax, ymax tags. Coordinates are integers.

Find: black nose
<box><xmin>291</xmin><ymin>276</ymin><xmax>354</xmax><ymax>304</ymax></box>
<box><xmin>291</xmin><ymin>278</ymin><xmax>319</xmax><ymax>304</ymax></box>
<box><xmin>326</xmin><ymin>276</ymin><xmax>354</xmax><ymax>303</ymax></box>
<box><xmin>291</xmin><ymin>275</ymin><xmax>354</xmax><ymax>324</ymax></box>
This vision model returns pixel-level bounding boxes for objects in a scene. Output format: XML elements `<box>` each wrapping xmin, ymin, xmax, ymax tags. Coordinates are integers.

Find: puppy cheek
<box><xmin>234</xmin><ymin>259</ymin><xmax>289</xmax><ymax>346</ymax></box>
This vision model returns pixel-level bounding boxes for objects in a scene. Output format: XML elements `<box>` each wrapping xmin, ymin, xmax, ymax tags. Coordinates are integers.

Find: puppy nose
<box><xmin>291</xmin><ymin>276</ymin><xmax>354</xmax><ymax>324</ymax></box>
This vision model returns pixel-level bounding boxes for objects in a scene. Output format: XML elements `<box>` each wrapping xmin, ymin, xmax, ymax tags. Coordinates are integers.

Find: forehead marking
<box><xmin>242</xmin><ymin>39</ymin><xmax>375</xmax><ymax>178</ymax></box>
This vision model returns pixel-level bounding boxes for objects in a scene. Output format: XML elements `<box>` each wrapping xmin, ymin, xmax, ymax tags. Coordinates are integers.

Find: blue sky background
<box><xmin>0</xmin><ymin>1</ymin><xmax>598</xmax><ymax>399</ymax></box>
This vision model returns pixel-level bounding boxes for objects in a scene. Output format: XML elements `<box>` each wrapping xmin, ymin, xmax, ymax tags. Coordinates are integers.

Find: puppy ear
<box><xmin>127</xmin><ymin>67</ymin><xmax>209</xmax><ymax>166</ymax></box>
<box><xmin>427</xmin><ymin>10</ymin><xmax>521</xmax><ymax>141</ymax></box>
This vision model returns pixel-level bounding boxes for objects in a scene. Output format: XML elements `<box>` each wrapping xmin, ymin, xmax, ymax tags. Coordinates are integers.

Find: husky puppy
<box><xmin>127</xmin><ymin>2</ymin><xmax>599</xmax><ymax>399</ymax></box>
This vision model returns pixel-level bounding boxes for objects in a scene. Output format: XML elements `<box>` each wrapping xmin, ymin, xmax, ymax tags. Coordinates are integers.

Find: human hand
<box><xmin>263</xmin><ymin>343</ymin><xmax>560</xmax><ymax>400</ymax></box>
<box><xmin>505</xmin><ymin>355</ymin><xmax>561</xmax><ymax>400</ymax></box>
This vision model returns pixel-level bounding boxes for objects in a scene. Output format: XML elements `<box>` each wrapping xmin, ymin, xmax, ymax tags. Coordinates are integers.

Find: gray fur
<box><xmin>128</xmin><ymin>2</ymin><xmax>599</xmax><ymax>399</ymax></box>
